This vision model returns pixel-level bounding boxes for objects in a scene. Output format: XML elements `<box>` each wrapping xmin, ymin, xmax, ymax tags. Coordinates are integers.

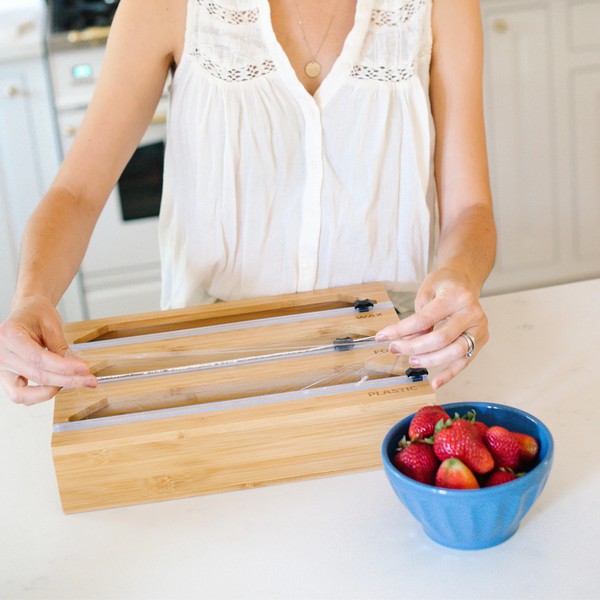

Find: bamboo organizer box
<box><xmin>51</xmin><ymin>283</ymin><xmax>435</xmax><ymax>513</ymax></box>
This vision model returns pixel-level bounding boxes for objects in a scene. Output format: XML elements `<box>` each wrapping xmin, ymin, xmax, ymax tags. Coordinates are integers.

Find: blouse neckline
<box><xmin>258</xmin><ymin>0</ymin><xmax>374</xmax><ymax>110</ymax></box>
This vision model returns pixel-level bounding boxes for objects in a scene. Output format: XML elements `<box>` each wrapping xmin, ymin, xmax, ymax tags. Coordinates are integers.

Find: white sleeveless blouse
<box><xmin>159</xmin><ymin>0</ymin><xmax>437</xmax><ymax>308</ymax></box>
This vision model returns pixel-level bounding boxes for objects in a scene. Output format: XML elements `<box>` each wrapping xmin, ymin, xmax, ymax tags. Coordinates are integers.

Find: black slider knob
<box><xmin>333</xmin><ymin>337</ymin><xmax>355</xmax><ymax>351</ymax></box>
<box><xmin>405</xmin><ymin>367</ymin><xmax>429</xmax><ymax>382</ymax></box>
<box><xmin>353</xmin><ymin>298</ymin><xmax>374</xmax><ymax>313</ymax></box>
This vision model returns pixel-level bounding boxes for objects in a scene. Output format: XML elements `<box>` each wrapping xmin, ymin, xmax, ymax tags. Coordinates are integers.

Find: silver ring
<box><xmin>461</xmin><ymin>332</ymin><xmax>476</xmax><ymax>358</ymax></box>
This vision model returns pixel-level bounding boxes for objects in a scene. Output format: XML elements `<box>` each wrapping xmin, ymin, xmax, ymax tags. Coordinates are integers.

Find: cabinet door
<box><xmin>481</xmin><ymin>3</ymin><xmax>560</xmax><ymax>293</ymax></box>
<box><xmin>0</xmin><ymin>60</ymin><xmax>85</xmax><ymax>322</ymax></box>
<box><xmin>571</xmin><ymin>68</ymin><xmax>600</xmax><ymax>273</ymax></box>
<box><xmin>0</xmin><ymin>187</ymin><xmax>18</xmax><ymax>320</ymax></box>
<box><xmin>0</xmin><ymin>66</ymin><xmax>41</xmax><ymax>320</ymax></box>
<box><xmin>0</xmin><ymin>66</ymin><xmax>46</xmax><ymax>245</ymax></box>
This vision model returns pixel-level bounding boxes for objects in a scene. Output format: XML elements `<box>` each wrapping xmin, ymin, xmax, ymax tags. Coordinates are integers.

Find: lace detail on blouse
<box><xmin>190</xmin><ymin>51</ymin><xmax>276</xmax><ymax>82</ymax></box>
<box><xmin>189</xmin><ymin>1</ymin><xmax>272</xmax><ymax>81</ymax></box>
<box><xmin>371</xmin><ymin>0</ymin><xmax>426</xmax><ymax>27</ymax></box>
<box><xmin>350</xmin><ymin>61</ymin><xmax>415</xmax><ymax>83</ymax></box>
<box><xmin>196</xmin><ymin>0</ymin><xmax>259</xmax><ymax>25</ymax></box>
<box><xmin>351</xmin><ymin>0</ymin><xmax>429</xmax><ymax>83</ymax></box>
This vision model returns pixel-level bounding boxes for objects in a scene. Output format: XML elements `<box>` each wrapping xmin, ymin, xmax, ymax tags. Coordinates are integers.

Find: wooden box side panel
<box><xmin>52</xmin><ymin>384</ymin><xmax>435</xmax><ymax>513</ymax></box>
<box><xmin>62</xmin><ymin>282</ymin><xmax>392</xmax><ymax>344</ymax></box>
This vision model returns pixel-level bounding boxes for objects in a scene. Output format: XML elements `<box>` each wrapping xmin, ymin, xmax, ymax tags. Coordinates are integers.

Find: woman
<box><xmin>0</xmin><ymin>0</ymin><xmax>495</xmax><ymax>404</ymax></box>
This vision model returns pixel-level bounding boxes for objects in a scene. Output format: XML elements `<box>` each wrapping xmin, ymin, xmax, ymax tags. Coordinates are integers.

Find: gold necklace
<box><xmin>290</xmin><ymin>0</ymin><xmax>344</xmax><ymax>78</ymax></box>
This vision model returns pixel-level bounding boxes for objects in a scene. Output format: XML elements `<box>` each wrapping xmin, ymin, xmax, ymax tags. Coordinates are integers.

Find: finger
<box><xmin>40</xmin><ymin>317</ymin><xmax>74</xmax><ymax>358</ymax></box>
<box><xmin>15</xmin><ymin>384</ymin><xmax>62</xmax><ymax>406</ymax></box>
<box><xmin>376</xmin><ymin>294</ymin><xmax>462</xmax><ymax>342</ymax></box>
<box><xmin>414</xmin><ymin>281</ymin><xmax>435</xmax><ymax>312</ymax></box>
<box><xmin>406</xmin><ymin>330</ymin><xmax>480</xmax><ymax>369</ymax></box>
<box><xmin>4</xmin><ymin>323</ymin><xmax>91</xmax><ymax>375</ymax></box>
<box><xmin>375</xmin><ymin>320</ymin><xmax>434</xmax><ymax>344</ymax></box>
<box><xmin>376</xmin><ymin>312</ymin><xmax>437</xmax><ymax>342</ymax></box>
<box><xmin>430</xmin><ymin>357</ymin><xmax>472</xmax><ymax>390</ymax></box>
<box><xmin>2</xmin><ymin>347</ymin><xmax>96</xmax><ymax>389</ymax></box>
<box><xmin>0</xmin><ymin>371</ymin><xmax>60</xmax><ymax>405</ymax></box>
<box><xmin>386</xmin><ymin>314</ymin><xmax>473</xmax><ymax>357</ymax></box>
<box><xmin>5</xmin><ymin>329</ymin><xmax>93</xmax><ymax>378</ymax></box>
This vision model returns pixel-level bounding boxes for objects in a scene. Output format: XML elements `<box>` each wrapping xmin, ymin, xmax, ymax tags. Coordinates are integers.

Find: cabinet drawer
<box><xmin>569</xmin><ymin>1</ymin><xmax>600</xmax><ymax>50</ymax></box>
<box><xmin>84</xmin><ymin>277</ymin><xmax>162</xmax><ymax>319</ymax></box>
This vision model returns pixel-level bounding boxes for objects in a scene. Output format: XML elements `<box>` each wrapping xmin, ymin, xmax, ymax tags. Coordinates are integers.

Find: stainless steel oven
<box><xmin>46</xmin><ymin>1</ymin><xmax>168</xmax><ymax>319</ymax></box>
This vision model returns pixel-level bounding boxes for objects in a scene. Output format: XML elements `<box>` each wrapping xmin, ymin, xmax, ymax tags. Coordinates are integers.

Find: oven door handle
<box><xmin>151</xmin><ymin>113</ymin><xmax>167</xmax><ymax>125</ymax></box>
<box><xmin>67</xmin><ymin>26</ymin><xmax>111</xmax><ymax>45</ymax></box>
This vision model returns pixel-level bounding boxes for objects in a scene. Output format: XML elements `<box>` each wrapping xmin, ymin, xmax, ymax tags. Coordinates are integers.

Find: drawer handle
<box><xmin>492</xmin><ymin>19</ymin><xmax>509</xmax><ymax>33</ymax></box>
<box><xmin>4</xmin><ymin>84</ymin><xmax>24</xmax><ymax>98</ymax></box>
<box><xmin>67</xmin><ymin>26</ymin><xmax>111</xmax><ymax>45</ymax></box>
<box><xmin>17</xmin><ymin>20</ymin><xmax>37</xmax><ymax>36</ymax></box>
<box><xmin>151</xmin><ymin>113</ymin><xmax>167</xmax><ymax>125</ymax></box>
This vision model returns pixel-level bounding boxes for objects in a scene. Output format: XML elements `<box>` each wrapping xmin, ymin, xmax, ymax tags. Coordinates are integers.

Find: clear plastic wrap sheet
<box><xmin>53</xmin><ymin>300</ymin><xmax>426</xmax><ymax>432</ymax></box>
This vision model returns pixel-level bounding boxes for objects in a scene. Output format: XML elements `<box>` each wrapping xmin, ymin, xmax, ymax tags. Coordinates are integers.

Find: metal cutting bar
<box><xmin>95</xmin><ymin>335</ymin><xmax>379</xmax><ymax>384</ymax></box>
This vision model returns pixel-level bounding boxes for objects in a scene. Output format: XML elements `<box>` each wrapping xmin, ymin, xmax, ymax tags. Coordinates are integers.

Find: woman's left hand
<box><xmin>375</xmin><ymin>267</ymin><xmax>488</xmax><ymax>390</ymax></box>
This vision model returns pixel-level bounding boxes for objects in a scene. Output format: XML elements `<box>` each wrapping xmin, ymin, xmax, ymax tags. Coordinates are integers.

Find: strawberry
<box><xmin>473</xmin><ymin>420</ymin><xmax>488</xmax><ymax>440</ymax></box>
<box><xmin>484</xmin><ymin>426</ymin><xmax>521</xmax><ymax>471</ymax></box>
<box><xmin>433</xmin><ymin>419</ymin><xmax>494</xmax><ymax>474</ymax></box>
<box><xmin>408</xmin><ymin>405</ymin><xmax>450</xmax><ymax>441</ymax></box>
<box><xmin>435</xmin><ymin>458</ymin><xmax>480</xmax><ymax>489</ymax></box>
<box><xmin>512</xmin><ymin>432</ymin><xmax>539</xmax><ymax>467</ymax></box>
<box><xmin>484</xmin><ymin>469</ymin><xmax>518</xmax><ymax>487</ymax></box>
<box><xmin>393</xmin><ymin>440</ymin><xmax>440</xmax><ymax>485</ymax></box>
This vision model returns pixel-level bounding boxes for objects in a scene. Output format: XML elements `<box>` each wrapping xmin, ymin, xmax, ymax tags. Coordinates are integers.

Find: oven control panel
<box><xmin>48</xmin><ymin>44</ymin><xmax>105</xmax><ymax>110</ymax></box>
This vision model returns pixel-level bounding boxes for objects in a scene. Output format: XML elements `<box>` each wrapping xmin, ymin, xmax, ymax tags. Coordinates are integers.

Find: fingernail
<box><xmin>84</xmin><ymin>377</ymin><xmax>97</xmax><ymax>388</ymax></box>
<box><xmin>409</xmin><ymin>356</ymin><xmax>421</xmax><ymax>367</ymax></box>
<box><xmin>375</xmin><ymin>332</ymin><xmax>390</xmax><ymax>342</ymax></box>
<box><xmin>75</xmin><ymin>364</ymin><xmax>90</xmax><ymax>375</ymax></box>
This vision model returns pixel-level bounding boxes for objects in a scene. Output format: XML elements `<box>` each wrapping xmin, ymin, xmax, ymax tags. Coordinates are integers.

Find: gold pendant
<box><xmin>305</xmin><ymin>61</ymin><xmax>321</xmax><ymax>78</ymax></box>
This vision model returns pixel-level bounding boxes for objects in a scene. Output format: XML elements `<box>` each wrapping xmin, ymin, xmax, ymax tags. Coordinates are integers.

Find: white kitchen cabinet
<box><xmin>571</xmin><ymin>69</ymin><xmax>600</xmax><ymax>268</ymax></box>
<box><xmin>0</xmin><ymin>184</ymin><xmax>18</xmax><ymax>321</ymax></box>
<box><xmin>0</xmin><ymin>57</ymin><xmax>84</xmax><ymax>322</ymax></box>
<box><xmin>481</xmin><ymin>0</ymin><xmax>600</xmax><ymax>294</ymax></box>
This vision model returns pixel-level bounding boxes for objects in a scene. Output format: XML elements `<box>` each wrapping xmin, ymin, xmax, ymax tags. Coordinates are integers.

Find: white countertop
<box><xmin>2</xmin><ymin>279</ymin><xmax>600</xmax><ymax>600</ymax></box>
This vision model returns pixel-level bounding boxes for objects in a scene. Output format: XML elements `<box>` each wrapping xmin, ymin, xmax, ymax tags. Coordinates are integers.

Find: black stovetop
<box><xmin>48</xmin><ymin>0</ymin><xmax>120</xmax><ymax>32</ymax></box>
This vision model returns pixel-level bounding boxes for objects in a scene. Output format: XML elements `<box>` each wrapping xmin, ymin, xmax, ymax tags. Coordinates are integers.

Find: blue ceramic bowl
<box><xmin>381</xmin><ymin>402</ymin><xmax>554</xmax><ymax>550</ymax></box>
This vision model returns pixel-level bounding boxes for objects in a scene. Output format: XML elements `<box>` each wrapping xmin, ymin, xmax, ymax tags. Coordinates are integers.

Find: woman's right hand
<box><xmin>0</xmin><ymin>296</ymin><xmax>97</xmax><ymax>405</ymax></box>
